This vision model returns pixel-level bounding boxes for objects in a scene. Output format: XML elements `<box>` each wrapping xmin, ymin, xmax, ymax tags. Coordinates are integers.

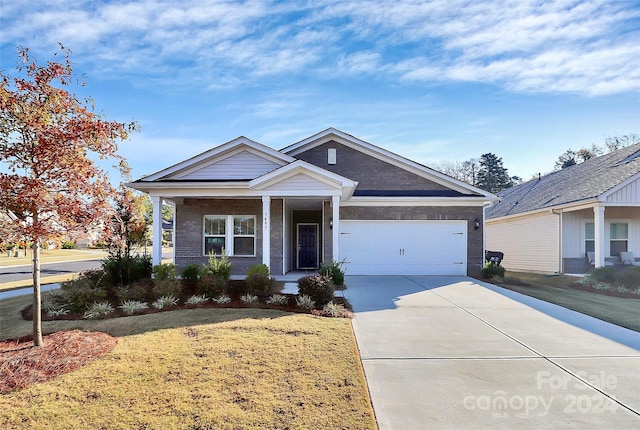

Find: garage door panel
<box><xmin>340</xmin><ymin>220</ymin><xmax>467</xmax><ymax>275</ymax></box>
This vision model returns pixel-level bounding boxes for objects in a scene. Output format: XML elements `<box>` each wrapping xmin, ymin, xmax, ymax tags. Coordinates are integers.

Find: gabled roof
<box><xmin>136</xmin><ymin>136</ymin><xmax>295</xmax><ymax>182</ymax></box>
<box><xmin>487</xmin><ymin>143</ymin><xmax>640</xmax><ymax>219</ymax></box>
<box><xmin>282</xmin><ymin>127</ymin><xmax>495</xmax><ymax>198</ymax></box>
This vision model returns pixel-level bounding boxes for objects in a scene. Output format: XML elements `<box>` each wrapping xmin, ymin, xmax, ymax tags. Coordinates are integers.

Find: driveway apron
<box><xmin>343</xmin><ymin>276</ymin><xmax>640</xmax><ymax>430</ymax></box>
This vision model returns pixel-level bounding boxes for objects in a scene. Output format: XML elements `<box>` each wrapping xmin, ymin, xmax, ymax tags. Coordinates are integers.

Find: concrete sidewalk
<box><xmin>343</xmin><ymin>276</ymin><xmax>640</xmax><ymax>429</ymax></box>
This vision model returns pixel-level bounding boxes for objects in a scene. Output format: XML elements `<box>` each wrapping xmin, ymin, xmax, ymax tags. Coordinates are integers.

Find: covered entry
<box><xmin>340</xmin><ymin>220</ymin><xmax>468</xmax><ymax>275</ymax></box>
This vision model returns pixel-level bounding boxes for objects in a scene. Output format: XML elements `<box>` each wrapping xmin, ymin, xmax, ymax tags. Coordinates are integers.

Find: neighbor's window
<box><xmin>203</xmin><ymin>215</ymin><xmax>256</xmax><ymax>256</ymax></box>
<box><xmin>204</xmin><ymin>216</ymin><xmax>226</xmax><ymax>255</ymax></box>
<box><xmin>610</xmin><ymin>223</ymin><xmax>628</xmax><ymax>256</ymax></box>
<box><xmin>585</xmin><ymin>223</ymin><xmax>594</xmax><ymax>253</ymax></box>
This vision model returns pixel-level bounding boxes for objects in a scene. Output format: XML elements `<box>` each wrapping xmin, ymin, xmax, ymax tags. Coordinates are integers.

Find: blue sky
<box><xmin>1</xmin><ymin>0</ymin><xmax>639</xmax><ymax>183</ymax></box>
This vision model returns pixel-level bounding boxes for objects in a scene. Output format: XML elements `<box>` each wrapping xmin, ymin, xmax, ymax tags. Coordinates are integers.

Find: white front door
<box><xmin>340</xmin><ymin>220</ymin><xmax>467</xmax><ymax>275</ymax></box>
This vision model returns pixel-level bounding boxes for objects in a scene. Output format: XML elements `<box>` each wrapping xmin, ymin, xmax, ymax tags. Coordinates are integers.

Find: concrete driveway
<box><xmin>342</xmin><ymin>276</ymin><xmax>640</xmax><ymax>429</ymax></box>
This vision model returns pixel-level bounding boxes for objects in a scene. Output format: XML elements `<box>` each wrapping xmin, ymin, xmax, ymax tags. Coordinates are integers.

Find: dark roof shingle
<box><xmin>487</xmin><ymin>143</ymin><xmax>640</xmax><ymax>219</ymax></box>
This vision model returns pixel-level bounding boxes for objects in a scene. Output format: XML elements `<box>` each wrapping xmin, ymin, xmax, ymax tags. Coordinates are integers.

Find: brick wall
<box><xmin>340</xmin><ymin>205</ymin><xmax>484</xmax><ymax>276</ymax></box>
<box><xmin>175</xmin><ymin>198</ymin><xmax>284</xmax><ymax>276</ymax></box>
<box><xmin>295</xmin><ymin>141</ymin><xmax>450</xmax><ymax>191</ymax></box>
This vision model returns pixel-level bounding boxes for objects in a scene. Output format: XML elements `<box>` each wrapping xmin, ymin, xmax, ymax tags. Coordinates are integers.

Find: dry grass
<box><xmin>0</xmin><ymin>306</ymin><xmax>376</xmax><ymax>429</ymax></box>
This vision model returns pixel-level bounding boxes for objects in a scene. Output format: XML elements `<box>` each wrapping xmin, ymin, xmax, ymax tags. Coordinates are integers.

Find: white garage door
<box><xmin>340</xmin><ymin>220</ymin><xmax>467</xmax><ymax>275</ymax></box>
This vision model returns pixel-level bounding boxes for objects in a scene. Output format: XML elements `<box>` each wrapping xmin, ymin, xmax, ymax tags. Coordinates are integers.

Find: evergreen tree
<box><xmin>476</xmin><ymin>153</ymin><xmax>513</xmax><ymax>194</ymax></box>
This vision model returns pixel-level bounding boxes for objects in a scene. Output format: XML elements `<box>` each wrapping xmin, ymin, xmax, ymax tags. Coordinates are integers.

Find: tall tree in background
<box><xmin>436</xmin><ymin>158</ymin><xmax>480</xmax><ymax>186</ymax></box>
<box><xmin>554</xmin><ymin>135</ymin><xmax>638</xmax><ymax>170</ymax></box>
<box><xmin>476</xmin><ymin>153</ymin><xmax>513</xmax><ymax>194</ymax></box>
<box><xmin>0</xmin><ymin>46</ymin><xmax>137</xmax><ymax>346</ymax></box>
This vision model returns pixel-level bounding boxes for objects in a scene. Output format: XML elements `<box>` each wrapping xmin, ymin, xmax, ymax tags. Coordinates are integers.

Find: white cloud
<box><xmin>1</xmin><ymin>0</ymin><xmax>638</xmax><ymax>96</ymax></box>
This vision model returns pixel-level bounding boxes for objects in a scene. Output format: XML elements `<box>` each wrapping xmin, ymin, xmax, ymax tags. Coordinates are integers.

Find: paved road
<box><xmin>344</xmin><ymin>275</ymin><xmax>640</xmax><ymax>430</ymax></box>
<box><xmin>0</xmin><ymin>252</ymin><xmax>173</xmax><ymax>284</ymax></box>
<box><xmin>0</xmin><ymin>259</ymin><xmax>103</xmax><ymax>284</ymax></box>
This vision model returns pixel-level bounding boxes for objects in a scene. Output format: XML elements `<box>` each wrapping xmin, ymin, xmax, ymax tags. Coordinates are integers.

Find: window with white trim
<box><xmin>610</xmin><ymin>223</ymin><xmax>628</xmax><ymax>256</ymax></box>
<box><xmin>585</xmin><ymin>223</ymin><xmax>594</xmax><ymax>253</ymax></box>
<box><xmin>203</xmin><ymin>215</ymin><xmax>255</xmax><ymax>256</ymax></box>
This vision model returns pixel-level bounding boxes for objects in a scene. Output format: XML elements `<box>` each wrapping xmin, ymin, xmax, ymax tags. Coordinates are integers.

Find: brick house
<box><xmin>128</xmin><ymin>128</ymin><xmax>497</xmax><ymax>277</ymax></box>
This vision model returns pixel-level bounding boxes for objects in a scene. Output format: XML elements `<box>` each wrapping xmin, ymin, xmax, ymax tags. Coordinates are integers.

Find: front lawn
<box><xmin>492</xmin><ymin>271</ymin><xmax>640</xmax><ymax>333</ymax></box>
<box><xmin>0</xmin><ymin>307</ymin><xmax>376</xmax><ymax>429</ymax></box>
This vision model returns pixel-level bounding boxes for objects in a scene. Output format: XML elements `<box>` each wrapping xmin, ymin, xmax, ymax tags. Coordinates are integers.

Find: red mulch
<box><xmin>0</xmin><ymin>330</ymin><xmax>117</xmax><ymax>394</ymax></box>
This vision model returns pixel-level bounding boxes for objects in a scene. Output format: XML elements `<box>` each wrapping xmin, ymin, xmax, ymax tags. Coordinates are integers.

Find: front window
<box><xmin>585</xmin><ymin>223</ymin><xmax>594</xmax><ymax>253</ymax></box>
<box><xmin>610</xmin><ymin>223</ymin><xmax>628</xmax><ymax>256</ymax></box>
<box><xmin>233</xmin><ymin>216</ymin><xmax>255</xmax><ymax>256</ymax></box>
<box><xmin>203</xmin><ymin>215</ymin><xmax>255</xmax><ymax>256</ymax></box>
<box><xmin>204</xmin><ymin>216</ymin><xmax>226</xmax><ymax>255</ymax></box>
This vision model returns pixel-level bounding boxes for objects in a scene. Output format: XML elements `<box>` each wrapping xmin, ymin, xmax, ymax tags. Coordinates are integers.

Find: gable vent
<box><xmin>328</xmin><ymin>148</ymin><xmax>337</xmax><ymax>165</ymax></box>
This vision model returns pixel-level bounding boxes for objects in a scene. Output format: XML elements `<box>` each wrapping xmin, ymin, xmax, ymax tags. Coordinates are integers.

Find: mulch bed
<box><xmin>0</xmin><ymin>330</ymin><xmax>117</xmax><ymax>394</ymax></box>
<box><xmin>21</xmin><ymin>294</ymin><xmax>353</xmax><ymax>321</ymax></box>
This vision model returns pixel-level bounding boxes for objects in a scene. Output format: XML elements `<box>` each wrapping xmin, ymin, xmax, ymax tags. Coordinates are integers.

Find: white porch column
<box><xmin>332</xmin><ymin>195</ymin><xmax>340</xmax><ymax>261</ymax></box>
<box><xmin>151</xmin><ymin>196</ymin><xmax>163</xmax><ymax>268</ymax></box>
<box><xmin>594</xmin><ymin>205</ymin><xmax>606</xmax><ymax>268</ymax></box>
<box><xmin>262</xmin><ymin>196</ymin><xmax>271</xmax><ymax>269</ymax></box>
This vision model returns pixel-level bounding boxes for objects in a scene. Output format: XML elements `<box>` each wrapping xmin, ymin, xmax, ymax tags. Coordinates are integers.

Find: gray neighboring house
<box><xmin>486</xmin><ymin>143</ymin><xmax>640</xmax><ymax>274</ymax></box>
<box><xmin>128</xmin><ymin>128</ymin><xmax>496</xmax><ymax>277</ymax></box>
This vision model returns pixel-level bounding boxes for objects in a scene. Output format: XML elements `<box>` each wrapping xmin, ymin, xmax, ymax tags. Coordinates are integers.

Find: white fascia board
<box><xmin>486</xmin><ymin>199</ymin><xmax>604</xmax><ymax>223</ymax></box>
<box><xmin>249</xmin><ymin>160</ymin><xmax>357</xmax><ymax>189</ymax></box>
<box><xmin>282</xmin><ymin>128</ymin><xmax>494</xmax><ymax>197</ymax></box>
<box><xmin>137</xmin><ymin>136</ymin><xmax>295</xmax><ymax>182</ymax></box>
<box><xmin>340</xmin><ymin>197</ymin><xmax>493</xmax><ymax>207</ymax></box>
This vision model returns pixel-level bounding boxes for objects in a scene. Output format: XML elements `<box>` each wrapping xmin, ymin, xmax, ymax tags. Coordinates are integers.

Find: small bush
<box><xmin>296</xmin><ymin>294</ymin><xmax>315</xmax><ymax>310</ymax></box>
<box><xmin>61</xmin><ymin>277</ymin><xmax>108</xmax><ymax>313</ymax></box>
<box><xmin>152</xmin><ymin>296</ymin><xmax>179</xmax><ymax>309</ymax></box>
<box><xmin>61</xmin><ymin>240</ymin><xmax>75</xmax><ymax>249</ymax></box>
<box><xmin>181</xmin><ymin>264</ymin><xmax>201</xmax><ymax>283</ymax></box>
<box><xmin>202</xmin><ymin>251</ymin><xmax>231</xmax><ymax>280</ymax></box>
<box><xmin>153</xmin><ymin>263</ymin><xmax>177</xmax><ymax>281</ymax></box>
<box><xmin>319</xmin><ymin>259</ymin><xmax>346</xmax><ymax>286</ymax></box>
<box><xmin>321</xmin><ymin>301</ymin><xmax>347</xmax><ymax>318</ymax></box>
<box><xmin>212</xmin><ymin>295</ymin><xmax>231</xmax><ymax>304</ymax></box>
<box><xmin>481</xmin><ymin>263</ymin><xmax>506</xmax><ymax>279</ymax></box>
<box><xmin>620</xmin><ymin>267</ymin><xmax>640</xmax><ymax>289</ymax></box>
<box><xmin>297</xmin><ymin>275</ymin><xmax>334</xmax><ymax>307</ymax></box>
<box><xmin>102</xmin><ymin>254</ymin><xmax>152</xmax><ymax>286</ymax></box>
<box><xmin>240</xmin><ymin>294</ymin><xmax>259</xmax><ymax>305</ymax></box>
<box><xmin>198</xmin><ymin>275</ymin><xmax>227</xmax><ymax>298</ymax></box>
<box><xmin>119</xmin><ymin>300</ymin><xmax>149</xmax><ymax>315</ymax></box>
<box><xmin>114</xmin><ymin>281</ymin><xmax>151</xmax><ymax>303</ymax></box>
<box><xmin>591</xmin><ymin>267</ymin><xmax>617</xmax><ymax>284</ymax></box>
<box><xmin>47</xmin><ymin>308</ymin><xmax>70</xmax><ymax>317</ymax></box>
<box><xmin>152</xmin><ymin>279</ymin><xmax>182</xmax><ymax>300</ymax></box>
<box><xmin>84</xmin><ymin>302</ymin><xmax>114</xmax><ymax>319</ymax></box>
<box><xmin>245</xmin><ymin>264</ymin><xmax>278</xmax><ymax>297</ymax></box>
<box><xmin>266</xmin><ymin>294</ymin><xmax>289</xmax><ymax>306</ymax></box>
<box><xmin>185</xmin><ymin>295</ymin><xmax>209</xmax><ymax>306</ymax></box>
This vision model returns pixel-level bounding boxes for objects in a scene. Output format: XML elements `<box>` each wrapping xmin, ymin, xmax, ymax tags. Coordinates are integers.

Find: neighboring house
<box><xmin>128</xmin><ymin>128</ymin><xmax>496</xmax><ymax>277</ymax></box>
<box><xmin>486</xmin><ymin>143</ymin><xmax>640</xmax><ymax>274</ymax></box>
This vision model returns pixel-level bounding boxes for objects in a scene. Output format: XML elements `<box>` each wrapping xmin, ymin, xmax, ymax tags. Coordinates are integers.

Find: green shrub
<box><xmin>319</xmin><ymin>259</ymin><xmax>346</xmax><ymax>286</ymax></box>
<box><xmin>245</xmin><ymin>264</ymin><xmax>278</xmax><ymax>297</ymax></box>
<box><xmin>322</xmin><ymin>301</ymin><xmax>347</xmax><ymax>318</ymax></box>
<box><xmin>83</xmin><ymin>301</ymin><xmax>114</xmax><ymax>319</ymax></box>
<box><xmin>266</xmin><ymin>294</ymin><xmax>289</xmax><ymax>306</ymax></box>
<box><xmin>153</xmin><ymin>263</ymin><xmax>177</xmax><ymax>281</ymax></box>
<box><xmin>591</xmin><ymin>267</ymin><xmax>617</xmax><ymax>284</ymax></box>
<box><xmin>202</xmin><ymin>251</ymin><xmax>231</xmax><ymax>280</ymax></box>
<box><xmin>297</xmin><ymin>274</ymin><xmax>334</xmax><ymax>307</ymax></box>
<box><xmin>118</xmin><ymin>300</ymin><xmax>149</xmax><ymax>315</ymax></box>
<box><xmin>620</xmin><ymin>267</ymin><xmax>640</xmax><ymax>289</ymax></box>
<box><xmin>181</xmin><ymin>264</ymin><xmax>201</xmax><ymax>283</ymax></box>
<box><xmin>61</xmin><ymin>240</ymin><xmax>75</xmax><ymax>249</ymax></box>
<box><xmin>197</xmin><ymin>275</ymin><xmax>227</xmax><ymax>298</ymax></box>
<box><xmin>101</xmin><ymin>254</ymin><xmax>152</xmax><ymax>286</ymax></box>
<box><xmin>240</xmin><ymin>294</ymin><xmax>259</xmax><ymax>305</ymax></box>
<box><xmin>481</xmin><ymin>263</ymin><xmax>506</xmax><ymax>279</ymax></box>
<box><xmin>296</xmin><ymin>294</ymin><xmax>315</xmax><ymax>310</ymax></box>
<box><xmin>185</xmin><ymin>295</ymin><xmax>209</xmax><ymax>306</ymax></box>
<box><xmin>152</xmin><ymin>296</ymin><xmax>179</xmax><ymax>309</ymax></box>
<box><xmin>152</xmin><ymin>279</ymin><xmax>182</xmax><ymax>300</ymax></box>
<box><xmin>114</xmin><ymin>281</ymin><xmax>151</xmax><ymax>303</ymax></box>
<box><xmin>61</xmin><ymin>277</ymin><xmax>108</xmax><ymax>313</ymax></box>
